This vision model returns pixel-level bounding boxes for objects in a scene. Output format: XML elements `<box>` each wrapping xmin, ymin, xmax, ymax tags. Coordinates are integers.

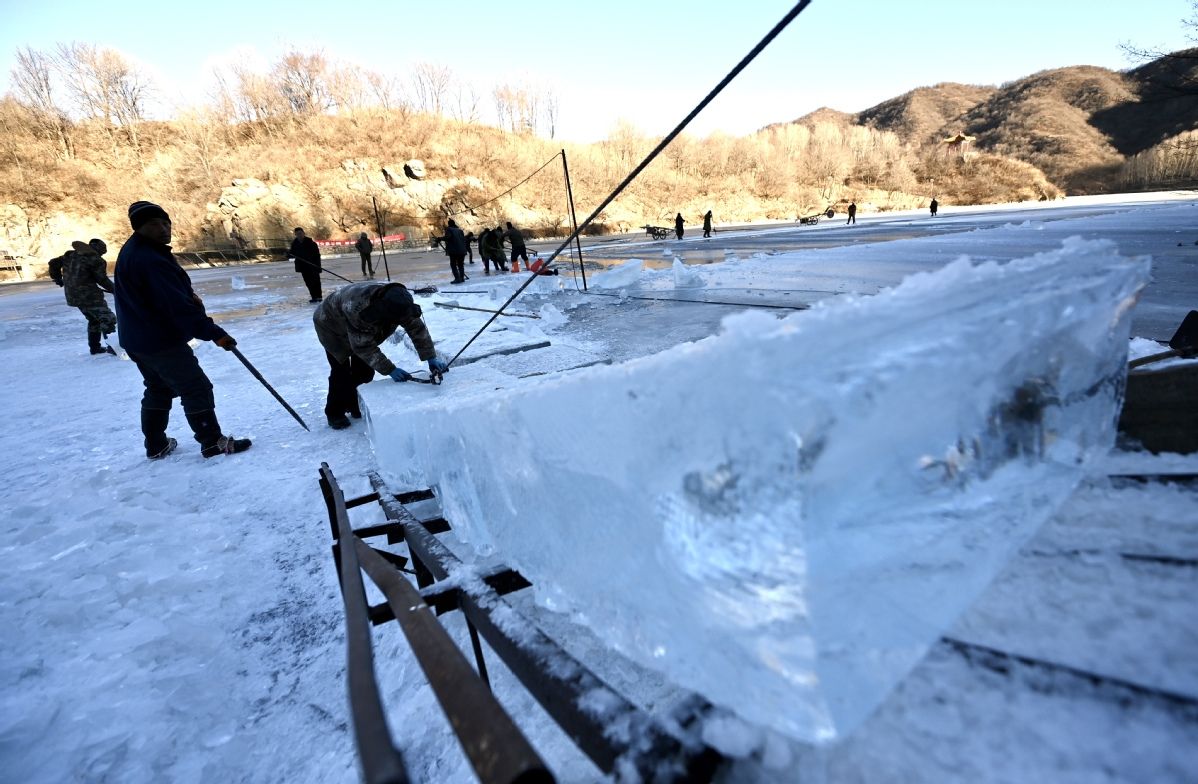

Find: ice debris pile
<box><xmin>364</xmin><ymin>237</ymin><xmax>1149</xmax><ymax>743</ymax></box>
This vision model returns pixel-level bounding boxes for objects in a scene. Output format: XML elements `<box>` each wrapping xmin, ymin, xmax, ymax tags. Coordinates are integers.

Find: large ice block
<box><xmin>363</xmin><ymin>237</ymin><xmax>1149</xmax><ymax>743</ymax></box>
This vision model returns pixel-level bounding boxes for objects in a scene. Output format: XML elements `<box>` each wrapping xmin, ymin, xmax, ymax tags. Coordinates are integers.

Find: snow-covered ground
<box><xmin>1</xmin><ymin>194</ymin><xmax>1195</xmax><ymax>783</ymax></box>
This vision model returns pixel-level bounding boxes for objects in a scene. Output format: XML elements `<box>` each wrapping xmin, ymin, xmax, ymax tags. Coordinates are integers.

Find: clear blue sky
<box><xmin>1</xmin><ymin>0</ymin><xmax>1192</xmax><ymax>142</ymax></box>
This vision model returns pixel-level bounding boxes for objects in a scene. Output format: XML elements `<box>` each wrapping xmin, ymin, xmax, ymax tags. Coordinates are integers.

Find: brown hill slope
<box><xmin>945</xmin><ymin>65</ymin><xmax>1138</xmax><ymax>193</ymax></box>
<box><xmin>856</xmin><ymin>83</ymin><xmax>995</xmax><ymax>144</ymax></box>
<box><xmin>1091</xmin><ymin>47</ymin><xmax>1198</xmax><ymax>155</ymax></box>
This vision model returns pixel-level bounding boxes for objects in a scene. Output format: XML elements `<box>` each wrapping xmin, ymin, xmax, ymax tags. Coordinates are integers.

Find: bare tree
<box><xmin>449</xmin><ymin>82</ymin><xmax>481</xmax><ymax>123</ymax></box>
<box><xmin>10</xmin><ymin>46</ymin><xmax>73</xmax><ymax>158</ymax></box>
<box><xmin>55</xmin><ymin>43</ymin><xmax>151</xmax><ymax>159</ymax></box>
<box><xmin>273</xmin><ymin>50</ymin><xmax>332</xmax><ymax>115</ymax></box>
<box><xmin>411</xmin><ymin>62</ymin><xmax>452</xmax><ymax>115</ymax></box>
<box><xmin>542</xmin><ymin>87</ymin><xmax>559</xmax><ymax>140</ymax></box>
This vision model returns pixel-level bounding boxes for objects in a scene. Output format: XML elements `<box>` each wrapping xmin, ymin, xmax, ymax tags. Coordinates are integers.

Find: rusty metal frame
<box><xmin>322</xmin><ymin>463</ymin><xmax>723</xmax><ymax>782</ymax></box>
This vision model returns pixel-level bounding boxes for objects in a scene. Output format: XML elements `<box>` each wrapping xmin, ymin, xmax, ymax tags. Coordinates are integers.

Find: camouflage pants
<box><xmin>78</xmin><ymin>303</ymin><xmax>116</xmax><ymax>337</ymax></box>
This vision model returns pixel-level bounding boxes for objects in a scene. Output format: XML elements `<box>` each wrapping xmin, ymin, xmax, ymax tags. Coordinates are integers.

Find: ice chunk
<box><xmin>672</xmin><ymin>258</ymin><xmax>705</xmax><ymax>289</ymax></box>
<box><xmin>366</xmin><ymin>237</ymin><xmax>1149</xmax><ymax>743</ymax></box>
<box><xmin>230</xmin><ymin>275</ymin><xmax>247</xmax><ymax>290</ymax></box>
<box><xmin>590</xmin><ymin>259</ymin><xmax>643</xmax><ymax>289</ymax></box>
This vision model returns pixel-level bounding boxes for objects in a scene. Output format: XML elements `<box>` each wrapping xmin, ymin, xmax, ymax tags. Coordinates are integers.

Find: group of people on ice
<box><xmin>431</xmin><ymin>220</ymin><xmax>539</xmax><ymax>283</ymax></box>
<box><xmin>50</xmin><ymin>200</ymin><xmax>453</xmax><ymax>462</ymax></box>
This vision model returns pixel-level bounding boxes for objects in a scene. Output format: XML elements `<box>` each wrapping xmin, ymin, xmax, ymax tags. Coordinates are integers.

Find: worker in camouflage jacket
<box><xmin>62</xmin><ymin>239</ymin><xmax>118</xmax><ymax>355</ymax></box>
<box><xmin>313</xmin><ymin>281</ymin><xmax>449</xmax><ymax>429</ymax></box>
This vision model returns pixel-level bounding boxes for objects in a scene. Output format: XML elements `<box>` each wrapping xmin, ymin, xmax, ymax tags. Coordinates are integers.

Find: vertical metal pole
<box><xmin>561</xmin><ymin>149</ymin><xmax>587</xmax><ymax>291</ymax></box>
<box><xmin>372</xmin><ymin>196</ymin><xmax>393</xmax><ymax>282</ymax></box>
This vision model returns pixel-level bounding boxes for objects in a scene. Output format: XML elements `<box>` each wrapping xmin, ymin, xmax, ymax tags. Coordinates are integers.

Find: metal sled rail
<box><xmin>321</xmin><ymin>464</ymin><xmax>724</xmax><ymax>784</ymax></box>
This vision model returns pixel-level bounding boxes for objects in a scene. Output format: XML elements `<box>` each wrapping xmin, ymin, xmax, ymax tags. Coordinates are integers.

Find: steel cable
<box><xmin>448</xmin><ymin>0</ymin><xmax>815</xmax><ymax>365</ymax></box>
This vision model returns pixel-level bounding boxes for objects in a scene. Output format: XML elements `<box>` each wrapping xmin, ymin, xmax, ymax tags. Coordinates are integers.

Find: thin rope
<box><xmin>448</xmin><ymin>0</ymin><xmax>814</xmax><ymax>365</ymax></box>
<box><xmin>443</xmin><ymin>152</ymin><xmax>563</xmax><ymax>218</ymax></box>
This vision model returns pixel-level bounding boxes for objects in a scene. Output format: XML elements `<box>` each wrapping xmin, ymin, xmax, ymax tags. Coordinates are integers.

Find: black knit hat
<box><xmin>363</xmin><ymin>284</ymin><xmax>419</xmax><ymax>323</ymax></box>
<box><xmin>128</xmin><ymin>201</ymin><xmax>169</xmax><ymax>230</ymax></box>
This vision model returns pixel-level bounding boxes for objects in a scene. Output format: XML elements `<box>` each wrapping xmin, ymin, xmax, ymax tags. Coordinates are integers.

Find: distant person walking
<box><xmin>288</xmin><ymin>227</ymin><xmax>323</xmax><ymax>302</ymax></box>
<box><xmin>846</xmin><ymin>201</ymin><xmax>857</xmax><ymax>225</ymax></box>
<box><xmin>930</xmin><ymin>198</ymin><xmax>939</xmax><ymax>217</ymax></box>
<box><xmin>355</xmin><ymin>232</ymin><xmax>374</xmax><ymax>278</ymax></box>
<box><xmin>702</xmin><ymin>210</ymin><xmax>713</xmax><ymax>238</ymax></box>
<box><xmin>674</xmin><ymin>213</ymin><xmax>685</xmax><ymax>240</ymax></box>
<box><xmin>114</xmin><ymin>200</ymin><xmax>251</xmax><ymax>460</ymax></box>
<box><xmin>63</xmin><ymin>239</ymin><xmax>117</xmax><ymax>355</ymax></box>
<box><xmin>505</xmin><ymin>221</ymin><xmax>529</xmax><ymax>272</ymax></box>
<box><xmin>464</xmin><ymin>231</ymin><xmax>476</xmax><ymax>264</ymax></box>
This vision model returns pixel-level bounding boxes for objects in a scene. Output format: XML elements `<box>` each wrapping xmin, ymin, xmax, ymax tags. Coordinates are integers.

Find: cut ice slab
<box><xmin>365</xmin><ymin>237</ymin><xmax>1149</xmax><ymax>743</ymax></box>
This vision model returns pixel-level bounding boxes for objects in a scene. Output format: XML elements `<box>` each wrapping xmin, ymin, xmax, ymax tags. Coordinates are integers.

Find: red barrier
<box><xmin>315</xmin><ymin>233</ymin><xmax>405</xmax><ymax>247</ymax></box>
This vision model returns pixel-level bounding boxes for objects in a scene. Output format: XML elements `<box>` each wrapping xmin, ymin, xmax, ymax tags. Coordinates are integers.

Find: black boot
<box><xmin>200</xmin><ymin>435</ymin><xmax>253</xmax><ymax>457</ymax></box>
<box><xmin>88</xmin><ymin>329</ymin><xmax>104</xmax><ymax>355</ymax></box>
<box><xmin>186</xmin><ymin>409</ymin><xmax>251</xmax><ymax>458</ymax></box>
<box><xmin>141</xmin><ymin>409</ymin><xmax>173</xmax><ymax>458</ymax></box>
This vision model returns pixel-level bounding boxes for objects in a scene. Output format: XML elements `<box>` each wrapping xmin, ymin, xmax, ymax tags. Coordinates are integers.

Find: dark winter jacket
<box><xmin>355</xmin><ymin>236</ymin><xmax>373</xmax><ymax>255</ymax></box>
<box><xmin>288</xmin><ymin>236</ymin><xmax>322</xmax><ymax>273</ymax></box>
<box><xmin>504</xmin><ymin>226</ymin><xmax>526</xmax><ymax>250</ymax></box>
<box><xmin>442</xmin><ymin>225</ymin><xmax>468</xmax><ymax>257</ymax></box>
<box><xmin>63</xmin><ymin>245</ymin><xmax>114</xmax><ymax>307</ymax></box>
<box><xmin>313</xmin><ymin>281</ymin><xmax>436</xmax><ymax>375</ymax></box>
<box><xmin>114</xmin><ymin>232</ymin><xmax>228</xmax><ymax>354</ymax></box>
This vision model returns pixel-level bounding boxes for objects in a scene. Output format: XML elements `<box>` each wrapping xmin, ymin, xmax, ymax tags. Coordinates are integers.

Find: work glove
<box><xmin>389</xmin><ymin>367</ymin><xmax>412</xmax><ymax>383</ymax></box>
<box><xmin>214</xmin><ymin>335</ymin><xmax>237</xmax><ymax>350</ymax></box>
<box><xmin>428</xmin><ymin>357</ymin><xmax>449</xmax><ymax>375</ymax></box>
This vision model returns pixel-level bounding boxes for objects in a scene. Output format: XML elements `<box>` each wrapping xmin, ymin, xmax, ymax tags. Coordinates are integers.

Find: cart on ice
<box><xmin>799</xmin><ymin>207</ymin><xmax>836</xmax><ymax>225</ymax></box>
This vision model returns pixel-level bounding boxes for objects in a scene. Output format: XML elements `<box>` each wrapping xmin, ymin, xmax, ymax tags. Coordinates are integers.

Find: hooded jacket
<box><xmin>63</xmin><ymin>243</ymin><xmax>114</xmax><ymax>308</ymax></box>
<box><xmin>312</xmin><ymin>282</ymin><xmax>436</xmax><ymax>375</ymax></box>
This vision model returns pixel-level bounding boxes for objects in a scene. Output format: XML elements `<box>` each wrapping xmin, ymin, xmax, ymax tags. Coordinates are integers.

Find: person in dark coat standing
<box><xmin>313</xmin><ymin>281</ymin><xmax>449</xmax><ymax>429</ymax></box>
<box><xmin>930</xmin><ymin>198</ymin><xmax>939</xmax><ymax>217</ymax></box>
<box><xmin>354</xmin><ymin>232</ymin><xmax>374</xmax><ymax>278</ymax></box>
<box><xmin>288</xmin><ymin>227</ymin><xmax>323</xmax><ymax>302</ymax></box>
<box><xmin>846</xmin><ymin>201</ymin><xmax>857</xmax><ymax>225</ymax></box>
<box><xmin>437</xmin><ymin>219</ymin><xmax>469</xmax><ymax>284</ymax></box>
<box><xmin>505</xmin><ymin>221</ymin><xmax>529</xmax><ymax>272</ymax></box>
<box><xmin>674</xmin><ymin>213</ymin><xmax>685</xmax><ymax>240</ymax></box>
<box><xmin>464</xmin><ymin>231</ymin><xmax>476</xmax><ymax>264</ymax></box>
<box><xmin>114</xmin><ymin>201</ymin><xmax>251</xmax><ymax>460</ymax></box>
<box><xmin>702</xmin><ymin>210</ymin><xmax>713</xmax><ymax>238</ymax></box>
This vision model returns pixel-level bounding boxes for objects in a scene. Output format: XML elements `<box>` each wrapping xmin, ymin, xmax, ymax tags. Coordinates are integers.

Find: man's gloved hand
<box><xmin>215</xmin><ymin>335</ymin><xmax>237</xmax><ymax>351</ymax></box>
<box><xmin>389</xmin><ymin>368</ymin><xmax>412</xmax><ymax>383</ymax></box>
<box><xmin>428</xmin><ymin>357</ymin><xmax>449</xmax><ymax>375</ymax></box>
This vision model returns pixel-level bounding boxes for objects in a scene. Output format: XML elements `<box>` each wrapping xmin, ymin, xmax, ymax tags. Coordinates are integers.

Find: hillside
<box><xmin>856</xmin><ymin>83</ymin><xmax>996</xmax><ymax>145</ymax></box>
<box><xmin>2</xmin><ymin>47</ymin><xmax>1193</xmax><ymax>276</ymax></box>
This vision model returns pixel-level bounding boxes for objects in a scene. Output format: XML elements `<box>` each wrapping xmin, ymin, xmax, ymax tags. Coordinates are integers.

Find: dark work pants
<box><xmin>300</xmin><ymin>267</ymin><xmax>322</xmax><ymax>300</ymax></box>
<box><xmin>675</xmin><ymin>227</ymin><xmax>683</xmax><ymax>239</ymax></box>
<box><xmin>359</xmin><ymin>252</ymin><xmax>373</xmax><ymax>277</ymax></box>
<box><xmin>129</xmin><ymin>343</ymin><xmax>222</xmax><ymax>453</ymax></box>
<box><xmin>510</xmin><ymin>247</ymin><xmax>528</xmax><ymax>267</ymax></box>
<box><xmin>449</xmin><ymin>253</ymin><xmax>466</xmax><ymax>282</ymax></box>
<box><xmin>325</xmin><ymin>352</ymin><xmax>376</xmax><ymax>418</ymax></box>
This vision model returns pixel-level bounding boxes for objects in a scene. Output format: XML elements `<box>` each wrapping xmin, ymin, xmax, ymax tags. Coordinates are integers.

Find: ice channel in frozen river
<box><xmin>361</xmin><ymin>237</ymin><xmax>1149</xmax><ymax>743</ymax></box>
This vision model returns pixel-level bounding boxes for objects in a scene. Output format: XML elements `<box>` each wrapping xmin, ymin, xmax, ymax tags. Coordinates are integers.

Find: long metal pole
<box><xmin>372</xmin><ymin>196</ymin><xmax>393</xmax><ymax>282</ymax></box>
<box><xmin>229</xmin><ymin>347</ymin><xmax>310</xmax><ymax>431</ymax></box>
<box><xmin>561</xmin><ymin>149</ymin><xmax>587</xmax><ymax>292</ymax></box>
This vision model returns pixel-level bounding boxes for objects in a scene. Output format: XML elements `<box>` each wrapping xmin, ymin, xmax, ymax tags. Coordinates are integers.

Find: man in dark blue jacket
<box><xmin>287</xmin><ymin>227</ymin><xmax>323</xmax><ymax>302</ymax></box>
<box><xmin>114</xmin><ymin>200</ymin><xmax>252</xmax><ymax>460</ymax></box>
